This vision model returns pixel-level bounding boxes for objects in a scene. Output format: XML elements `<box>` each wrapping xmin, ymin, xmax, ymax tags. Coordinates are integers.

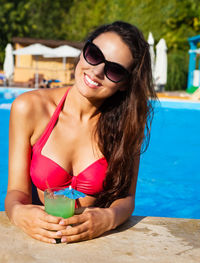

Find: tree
<box><xmin>60</xmin><ymin>0</ymin><xmax>108</xmax><ymax>41</ymax></box>
<box><xmin>0</xmin><ymin>0</ymin><xmax>32</xmax><ymax>64</ymax></box>
<box><xmin>0</xmin><ymin>0</ymin><xmax>74</xmax><ymax>66</ymax></box>
<box><xmin>26</xmin><ymin>0</ymin><xmax>74</xmax><ymax>39</ymax></box>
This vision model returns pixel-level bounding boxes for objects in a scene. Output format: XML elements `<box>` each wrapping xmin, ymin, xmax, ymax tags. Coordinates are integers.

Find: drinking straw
<box><xmin>45</xmin><ymin>179</ymin><xmax>54</xmax><ymax>198</ymax></box>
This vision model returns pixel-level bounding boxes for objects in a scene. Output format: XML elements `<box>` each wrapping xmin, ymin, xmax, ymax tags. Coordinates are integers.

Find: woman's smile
<box><xmin>84</xmin><ymin>73</ymin><xmax>101</xmax><ymax>89</ymax></box>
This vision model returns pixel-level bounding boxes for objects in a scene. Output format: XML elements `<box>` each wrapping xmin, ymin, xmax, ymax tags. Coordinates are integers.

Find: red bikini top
<box><xmin>30</xmin><ymin>89</ymin><xmax>108</xmax><ymax>195</ymax></box>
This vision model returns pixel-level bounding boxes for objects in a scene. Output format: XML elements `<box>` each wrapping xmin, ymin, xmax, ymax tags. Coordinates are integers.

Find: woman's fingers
<box><xmin>57</xmin><ymin>222</ymin><xmax>87</xmax><ymax>237</ymax></box>
<box><xmin>57</xmin><ymin>223</ymin><xmax>91</xmax><ymax>243</ymax></box>
<box><xmin>39</xmin><ymin>210</ymin><xmax>62</xmax><ymax>224</ymax></box>
<box><xmin>59</xmin><ymin>213</ymin><xmax>88</xmax><ymax>226</ymax></box>
<box><xmin>33</xmin><ymin>233</ymin><xmax>57</xmax><ymax>244</ymax></box>
<box><xmin>61</xmin><ymin>231</ymin><xmax>89</xmax><ymax>243</ymax></box>
<box><xmin>39</xmin><ymin>227</ymin><xmax>61</xmax><ymax>239</ymax></box>
<box><xmin>31</xmin><ymin>226</ymin><xmax>64</xmax><ymax>243</ymax></box>
<box><xmin>33</xmin><ymin>224</ymin><xmax>89</xmax><ymax>244</ymax></box>
<box><xmin>39</xmin><ymin>219</ymin><xmax>66</xmax><ymax>232</ymax></box>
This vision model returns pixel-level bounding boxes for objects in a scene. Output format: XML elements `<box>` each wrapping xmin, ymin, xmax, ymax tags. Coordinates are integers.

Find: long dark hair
<box><xmin>86</xmin><ymin>21</ymin><xmax>157</xmax><ymax>207</ymax></box>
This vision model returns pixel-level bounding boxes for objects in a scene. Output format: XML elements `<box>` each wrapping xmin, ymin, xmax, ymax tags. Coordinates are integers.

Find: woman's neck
<box><xmin>64</xmin><ymin>85</ymin><xmax>102</xmax><ymax>123</ymax></box>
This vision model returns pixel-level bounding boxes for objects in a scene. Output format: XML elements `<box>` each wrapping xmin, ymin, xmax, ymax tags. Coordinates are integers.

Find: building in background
<box><xmin>12</xmin><ymin>37</ymin><xmax>83</xmax><ymax>88</ymax></box>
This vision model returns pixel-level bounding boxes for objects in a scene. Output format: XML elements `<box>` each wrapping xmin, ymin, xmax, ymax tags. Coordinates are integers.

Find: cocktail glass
<box><xmin>44</xmin><ymin>187</ymin><xmax>75</xmax><ymax>219</ymax></box>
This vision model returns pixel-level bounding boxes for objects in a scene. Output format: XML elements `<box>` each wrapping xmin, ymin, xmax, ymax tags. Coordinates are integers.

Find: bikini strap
<box><xmin>32</xmin><ymin>88</ymin><xmax>70</xmax><ymax>152</ymax></box>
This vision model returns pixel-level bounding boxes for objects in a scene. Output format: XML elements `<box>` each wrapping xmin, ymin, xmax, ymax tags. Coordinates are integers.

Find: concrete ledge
<box><xmin>0</xmin><ymin>212</ymin><xmax>199</xmax><ymax>263</ymax></box>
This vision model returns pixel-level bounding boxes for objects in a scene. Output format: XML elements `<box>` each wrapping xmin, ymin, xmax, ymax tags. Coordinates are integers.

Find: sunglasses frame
<box><xmin>83</xmin><ymin>40</ymin><xmax>130</xmax><ymax>83</ymax></box>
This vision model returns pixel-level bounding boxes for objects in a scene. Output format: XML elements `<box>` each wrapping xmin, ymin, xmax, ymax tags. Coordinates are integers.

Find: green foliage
<box><xmin>164</xmin><ymin>0</ymin><xmax>200</xmax><ymax>51</ymax></box>
<box><xmin>0</xmin><ymin>0</ymin><xmax>200</xmax><ymax>90</ymax></box>
<box><xmin>0</xmin><ymin>0</ymin><xmax>74</xmax><ymax>67</ymax></box>
<box><xmin>26</xmin><ymin>0</ymin><xmax>73</xmax><ymax>39</ymax></box>
<box><xmin>60</xmin><ymin>0</ymin><xmax>108</xmax><ymax>41</ymax></box>
<box><xmin>165</xmin><ymin>50</ymin><xmax>188</xmax><ymax>91</ymax></box>
<box><xmin>0</xmin><ymin>0</ymin><xmax>32</xmax><ymax>64</ymax></box>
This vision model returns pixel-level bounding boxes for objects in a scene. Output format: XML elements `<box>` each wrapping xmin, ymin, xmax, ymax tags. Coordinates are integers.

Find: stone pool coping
<box><xmin>0</xmin><ymin>211</ymin><xmax>199</xmax><ymax>263</ymax></box>
<box><xmin>157</xmin><ymin>91</ymin><xmax>200</xmax><ymax>102</ymax></box>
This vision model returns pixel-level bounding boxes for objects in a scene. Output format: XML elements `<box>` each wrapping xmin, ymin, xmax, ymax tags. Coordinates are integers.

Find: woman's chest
<box><xmin>41</xmin><ymin>120</ymin><xmax>102</xmax><ymax>176</ymax></box>
<box><xmin>30</xmin><ymin>109</ymin><xmax>107</xmax><ymax>198</ymax></box>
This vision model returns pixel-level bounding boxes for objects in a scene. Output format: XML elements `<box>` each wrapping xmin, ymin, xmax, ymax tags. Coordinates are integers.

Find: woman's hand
<box><xmin>12</xmin><ymin>204</ymin><xmax>66</xmax><ymax>244</ymax></box>
<box><xmin>56</xmin><ymin>207</ymin><xmax>114</xmax><ymax>243</ymax></box>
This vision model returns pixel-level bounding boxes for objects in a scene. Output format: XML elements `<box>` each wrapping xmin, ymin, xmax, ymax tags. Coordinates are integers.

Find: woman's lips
<box><xmin>84</xmin><ymin>73</ymin><xmax>101</xmax><ymax>89</ymax></box>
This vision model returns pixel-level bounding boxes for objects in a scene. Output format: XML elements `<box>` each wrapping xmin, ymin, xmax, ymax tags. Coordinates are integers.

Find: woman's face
<box><xmin>74</xmin><ymin>32</ymin><xmax>133</xmax><ymax>102</ymax></box>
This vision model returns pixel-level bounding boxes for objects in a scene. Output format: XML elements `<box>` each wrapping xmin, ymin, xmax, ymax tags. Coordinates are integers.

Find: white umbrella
<box><xmin>44</xmin><ymin>45</ymin><xmax>81</xmax><ymax>58</ymax></box>
<box><xmin>3</xmin><ymin>43</ymin><xmax>14</xmax><ymax>86</ymax></box>
<box><xmin>13</xmin><ymin>44</ymin><xmax>54</xmax><ymax>88</ymax></box>
<box><xmin>147</xmin><ymin>32</ymin><xmax>155</xmax><ymax>77</ymax></box>
<box><xmin>13</xmin><ymin>43</ymin><xmax>53</xmax><ymax>55</ymax></box>
<box><xmin>44</xmin><ymin>45</ymin><xmax>81</xmax><ymax>70</ymax></box>
<box><xmin>154</xmin><ymin>38</ymin><xmax>167</xmax><ymax>91</ymax></box>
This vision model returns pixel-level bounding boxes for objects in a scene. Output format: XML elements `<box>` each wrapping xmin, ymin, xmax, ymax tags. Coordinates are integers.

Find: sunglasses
<box><xmin>83</xmin><ymin>40</ymin><xmax>130</xmax><ymax>83</ymax></box>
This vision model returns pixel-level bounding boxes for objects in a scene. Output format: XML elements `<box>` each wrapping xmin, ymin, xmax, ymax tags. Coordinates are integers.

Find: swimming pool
<box><xmin>134</xmin><ymin>99</ymin><xmax>200</xmax><ymax>219</ymax></box>
<box><xmin>0</xmin><ymin>89</ymin><xmax>199</xmax><ymax>219</ymax></box>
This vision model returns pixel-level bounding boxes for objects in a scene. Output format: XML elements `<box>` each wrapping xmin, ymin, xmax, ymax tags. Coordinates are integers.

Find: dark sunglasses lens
<box><xmin>84</xmin><ymin>43</ymin><xmax>104</xmax><ymax>65</ymax></box>
<box><xmin>106</xmin><ymin>63</ymin><xmax>128</xmax><ymax>83</ymax></box>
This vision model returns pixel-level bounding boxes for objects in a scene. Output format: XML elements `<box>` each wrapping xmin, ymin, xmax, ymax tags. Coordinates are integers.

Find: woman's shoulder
<box><xmin>10</xmin><ymin>88</ymin><xmax>69</xmax><ymax>144</ymax></box>
<box><xmin>11</xmin><ymin>87</ymin><xmax>67</xmax><ymax>118</ymax></box>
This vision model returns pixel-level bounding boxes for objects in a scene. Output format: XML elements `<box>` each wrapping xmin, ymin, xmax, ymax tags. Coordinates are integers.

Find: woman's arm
<box><xmin>55</xmin><ymin>155</ymin><xmax>140</xmax><ymax>243</ymax></box>
<box><xmin>5</xmin><ymin>92</ymin><xmax>35</xmax><ymax>219</ymax></box>
<box><xmin>108</xmin><ymin>154</ymin><xmax>139</xmax><ymax>228</ymax></box>
<box><xmin>5</xmin><ymin>92</ymin><xmax>65</xmax><ymax>243</ymax></box>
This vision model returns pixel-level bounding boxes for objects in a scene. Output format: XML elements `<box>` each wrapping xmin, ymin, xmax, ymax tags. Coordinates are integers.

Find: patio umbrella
<box><xmin>147</xmin><ymin>32</ymin><xmax>155</xmax><ymax>78</ymax></box>
<box><xmin>154</xmin><ymin>38</ymin><xmax>168</xmax><ymax>91</ymax></box>
<box><xmin>13</xmin><ymin>43</ymin><xmax>54</xmax><ymax>88</ymax></box>
<box><xmin>13</xmin><ymin>43</ymin><xmax>54</xmax><ymax>56</ymax></box>
<box><xmin>44</xmin><ymin>45</ymin><xmax>81</xmax><ymax>70</ymax></box>
<box><xmin>3</xmin><ymin>43</ymin><xmax>14</xmax><ymax>86</ymax></box>
<box><xmin>44</xmin><ymin>45</ymin><xmax>81</xmax><ymax>58</ymax></box>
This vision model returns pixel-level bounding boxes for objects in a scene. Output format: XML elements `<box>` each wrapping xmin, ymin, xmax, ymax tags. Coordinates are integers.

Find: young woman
<box><xmin>5</xmin><ymin>21</ymin><xmax>156</xmax><ymax>244</ymax></box>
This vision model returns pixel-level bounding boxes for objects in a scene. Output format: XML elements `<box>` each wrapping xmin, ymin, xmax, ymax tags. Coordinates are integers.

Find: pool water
<box><xmin>0</xmin><ymin>89</ymin><xmax>199</xmax><ymax>219</ymax></box>
<box><xmin>0</xmin><ymin>105</ymin><xmax>10</xmax><ymax>211</ymax></box>
<box><xmin>133</xmin><ymin>100</ymin><xmax>200</xmax><ymax>219</ymax></box>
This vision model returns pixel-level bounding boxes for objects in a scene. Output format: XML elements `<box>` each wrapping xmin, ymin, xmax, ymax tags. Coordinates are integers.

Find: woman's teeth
<box><xmin>85</xmin><ymin>74</ymin><xmax>99</xmax><ymax>86</ymax></box>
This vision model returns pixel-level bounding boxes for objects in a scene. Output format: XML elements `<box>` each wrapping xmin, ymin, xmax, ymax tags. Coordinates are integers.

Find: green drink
<box><xmin>44</xmin><ymin>188</ymin><xmax>75</xmax><ymax>218</ymax></box>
